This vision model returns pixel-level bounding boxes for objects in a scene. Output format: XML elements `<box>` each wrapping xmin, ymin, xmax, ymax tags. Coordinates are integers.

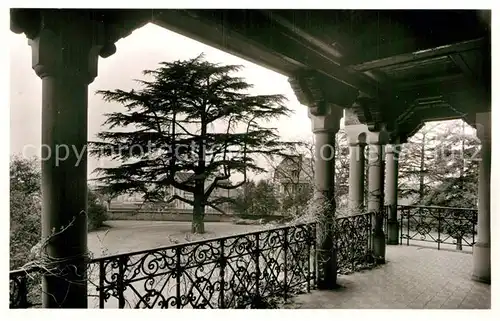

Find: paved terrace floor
<box><xmin>288</xmin><ymin>245</ymin><xmax>490</xmax><ymax>309</ymax></box>
<box><xmin>88</xmin><ymin>221</ymin><xmax>490</xmax><ymax>309</ymax></box>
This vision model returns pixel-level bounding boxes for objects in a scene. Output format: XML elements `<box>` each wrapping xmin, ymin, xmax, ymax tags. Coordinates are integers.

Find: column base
<box><xmin>317</xmin><ymin>249</ymin><xmax>338</xmax><ymax>290</ymax></box>
<box><xmin>472</xmin><ymin>242</ymin><xmax>490</xmax><ymax>284</ymax></box>
<box><xmin>317</xmin><ymin>281</ymin><xmax>341</xmax><ymax>290</ymax></box>
<box><xmin>373</xmin><ymin>229</ymin><xmax>386</xmax><ymax>264</ymax></box>
<box><xmin>387</xmin><ymin>220</ymin><xmax>399</xmax><ymax>245</ymax></box>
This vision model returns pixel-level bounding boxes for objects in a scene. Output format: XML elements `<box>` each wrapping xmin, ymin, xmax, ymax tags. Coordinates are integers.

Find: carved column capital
<box><xmin>29</xmin><ymin>28</ymin><xmax>102</xmax><ymax>83</ymax></box>
<box><xmin>288</xmin><ymin>70</ymin><xmax>355</xmax><ymax>117</ymax></box>
<box><xmin>308</xmin><ymin>104</ymin><xmax>343</xmax><ymax>134</ymax></box>
<box><xmin>345</xmin><ymin>124</ymin><xmax>368</xmax><ymax>146</ymax></box>
<box><xmin>367</xmin><ymin>128</ymin><xmax>390</xmax><ymax>145</ymax></box>
<box><xmin>12</xmin><ymin>10</ymin><xmax>121</xmax><ymax>83</ymax></box>
<box><xmin>288</xmin><ymin>71</ymin><xmax>324</xmax><ymax>114</ymax></box>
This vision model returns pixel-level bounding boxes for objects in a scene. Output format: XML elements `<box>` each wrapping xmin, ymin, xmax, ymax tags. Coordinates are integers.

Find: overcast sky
<box><xmin>10</xmin><ymin>23</ymin><xmax>318</xmax><ymax>180</ymax></box>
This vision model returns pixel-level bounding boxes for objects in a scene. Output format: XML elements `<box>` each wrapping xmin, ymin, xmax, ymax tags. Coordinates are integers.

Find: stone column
<box><xmin>367</xmin><ymin>130</ymin><xmax>388</xmax><ymax>263</ymax></box>
<box><xmin>15</xmin><ymin>12</ymin><xmax>116</xmax><ymax>308</ymax></box>
<box><xmin>472</xmin><ymin>111</ymin><xmax>491</xmax><ymax>284</ymax></box>
<box><xmin>309</xmin><ymin>105</ymin><xmax>342</xmax><ymax>289</ymax></box>
<box><xmin>385</xmin><ymin>141</ymin><xmax>401</xmax><ymax>245</ymax></box>
<box><xmin>344</xmin><ymin>108</ymin><xmax>369</xmax><ymax>214</ymax></box>
<box><xmin>348</xmin><ymin>143</ymin><xmax>366</xmax><ymax>213</ymax></box>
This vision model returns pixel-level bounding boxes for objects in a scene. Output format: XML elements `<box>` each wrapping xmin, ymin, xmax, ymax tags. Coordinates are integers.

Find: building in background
<box><xmin>273</xmin><ymin>155</ymin><xmax>314</xmax><ymax>212</ymax></box>
<box><xmin>109</xmin><ymin>172</ymin><xmax>237</xmax><ymax>214</ymax></box>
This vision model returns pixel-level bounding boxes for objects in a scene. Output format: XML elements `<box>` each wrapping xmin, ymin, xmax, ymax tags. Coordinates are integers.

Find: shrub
<box><xmin>87</xmin><ymin>188</ymin><xmax>108</xmax><ymax>231</ymax></box>
<box><xmin>10</xmin><ymin>156</ymin><xmax>108</xmax><ymax>270</ymax></box>
<box><xmin>10</xmin><ymin>190</ymin><xmax>41</xmax><ymax>270</ymax></box>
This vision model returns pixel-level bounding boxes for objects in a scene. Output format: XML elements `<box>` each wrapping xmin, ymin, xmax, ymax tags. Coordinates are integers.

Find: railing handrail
<box><xmin>10</xmin><ymin>213</ymin><xmax>373</xmax><ymax>270</ymax></box>
<box><xmin>88</xmin><ymin>221</ymin><xmax>315</xmax><ymax>263</ymax></box>
<box><xmin>337</xmin><ymin>211</ymin><xmax>375</xmax><ymax>218</ymax></box>
<box><xmin>397</xmin><ymin>204</ymin><xmax>477</xmax><ymax>211</ymax></box>
<box><xmin>10</xmin><ymin>212</ymin><xmax>383</xmax><ymax>308</ymax></box>
<box><xmin>88</xmin><ymin>213</ymin><xmax>373</xmax><ymax>263</ymax></box>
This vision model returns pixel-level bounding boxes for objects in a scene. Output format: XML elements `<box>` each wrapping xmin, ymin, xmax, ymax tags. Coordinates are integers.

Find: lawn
<box><xmin>88</xmin><ymin>220</ymin><xmax>272</xmax><ymax>259</ymax></box>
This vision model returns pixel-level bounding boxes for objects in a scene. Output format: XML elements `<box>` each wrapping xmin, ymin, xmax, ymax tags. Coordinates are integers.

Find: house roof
<box><xmin>274</xmin><ymin>156</ymin><xmax>314</xmax><ymax>181</ymax></box>
<box><xmin>275</xmin><ymin>156</ymin><xmax>312</xmax><ymax>172</ymax></box>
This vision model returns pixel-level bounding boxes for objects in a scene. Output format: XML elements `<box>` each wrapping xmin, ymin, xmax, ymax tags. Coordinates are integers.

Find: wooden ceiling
<box><xmin>155</xmin><ymin>9</ymin><xmax>490</xmax><ymax>139</ymax></box>
<box><xmin>11</xmin><ymin>9</ymin><xmax>491</xmax><ymax>140</ymax></box>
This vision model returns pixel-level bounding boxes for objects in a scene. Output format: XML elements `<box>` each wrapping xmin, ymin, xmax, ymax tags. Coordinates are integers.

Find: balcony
<box><xmin>9</xmin><ymin>8</ymin><xmax>491</xmax><ymax>310</ymax></box>
<box><xmin>10</xmin><ymin>205</ymin><xmax>488</xmax><ymax>309</ymax></box>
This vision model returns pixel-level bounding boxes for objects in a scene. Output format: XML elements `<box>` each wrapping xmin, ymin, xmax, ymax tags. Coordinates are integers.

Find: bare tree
<box><xmin>398</xmin><ymin>119</ymin><xmax>479</xmax><ymax>207</ymax></box>
<box><xmin>398</xmin><ymin>122</ymin><xmax>443</xmax><ymax>204</ymax></box>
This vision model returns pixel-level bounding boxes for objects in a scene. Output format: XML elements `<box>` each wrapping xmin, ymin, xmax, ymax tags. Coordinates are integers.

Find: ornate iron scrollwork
<box><xmin>334</xmin><ymin>212</ymin><xmax>376</xmax><ymax>274</ymax></box>
<box><xmin>399</xmin><ymin>205</ymin><xmax>477</xmax><ymax>250</ymax></box>
<box><xmin>9</xmin><ymin>268</ymin><xmax>42</xmax><ymax>308</ymax></box>
<box><xmin>12</xmin><ymin>213</ymin><xmax>398</xmax><ymax>309</ymax></box>
<box><xmin>90</xmin><ymin>223</ymin><xmax>317</xmax><ymax>309</ymax></box>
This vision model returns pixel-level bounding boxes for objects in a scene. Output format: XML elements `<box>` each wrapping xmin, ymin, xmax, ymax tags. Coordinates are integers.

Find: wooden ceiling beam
<box><xmin>348</xmin><ymin>37</ymin><xmax>486</xmax><ymax>72</ymax></box>
<box><xmin>151</xmin><ymin>10</ymin><xmax>301</xmax><ymax>77</ymax></box>
<box><xmin>396</xmin><ymin>74</ymin><xmax>465</xmax><ymax>90</ymax></box>
<box><xmin>261</xmin><ymin>10</ymin><xmax>344</xmax><ymax>60</ymax></box>
<box><xmin>153</xmin><ymin>10</ymin><xmax>382</xmax><ymax>97</ymax></box>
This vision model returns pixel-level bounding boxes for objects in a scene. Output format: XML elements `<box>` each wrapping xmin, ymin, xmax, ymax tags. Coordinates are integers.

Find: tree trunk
<box><xmin>419</xmin><ymin>134</ymin><xmax>426</xmax><ymax>203</ymax></box>
<box><xmin>192</xmin><ymin>193</ymin><xmax>205</xmax><ymax>234</ymax></box>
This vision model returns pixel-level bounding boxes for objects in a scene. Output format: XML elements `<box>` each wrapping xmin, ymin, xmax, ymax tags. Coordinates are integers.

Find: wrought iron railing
<box><xmin>383</xmin><ymin>205</ymin><xmax>390</xmax><ymax>238</ymax></box>
<box><xmin>91</xmin><ymin>223</ymin><xmax>317</xmax><ymax>308</ymax></box>
<box><xmin>334</xmin><ymin>212</ymin><xmax>375</xmax><ymax>274</ymax></box>
<box><xmin>11</xmin><ymin>208</ymin><xmax>391</xmax><ymax>308</ymax></box>
<box><xmin>398</xmin><ymin>205</ymin><xmax>477</xmax><ymax>250</ymax></box>
<box><xmin>10</xmin><ymin>223</ymin><xmax>317</xmax><ymax>309</ymax></box>
<box><xmin>9</xmin><ymin>268</ymin><xmax>42</xmax><ymax>308</ymax></box>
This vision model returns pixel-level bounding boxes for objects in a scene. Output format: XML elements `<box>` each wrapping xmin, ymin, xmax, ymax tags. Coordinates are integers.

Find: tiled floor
<box><xmin>288</xmin><ymin>245</ymin><xmax>490</xmax><ymax>309</ymax></box>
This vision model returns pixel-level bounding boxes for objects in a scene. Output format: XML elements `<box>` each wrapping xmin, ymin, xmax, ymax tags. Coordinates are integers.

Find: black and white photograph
<box><xmin>6</xmin><ymin>2</ymin><xmax>495</xmax><ymax>315</ymax></box>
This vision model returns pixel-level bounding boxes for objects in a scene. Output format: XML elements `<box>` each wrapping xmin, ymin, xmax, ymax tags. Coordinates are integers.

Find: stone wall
<box><xmin>106</xmin><ymin>209</ymin><xmax>234</xmax><ymax>222</ymax></box>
